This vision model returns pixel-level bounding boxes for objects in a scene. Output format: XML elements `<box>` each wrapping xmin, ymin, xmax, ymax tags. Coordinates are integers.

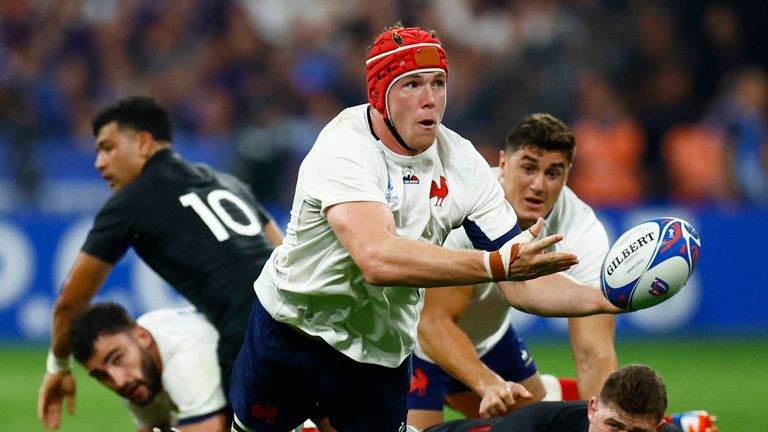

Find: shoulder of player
<box><xmin>435</xmin><ymin>125</ymin><xmax>479</xmax><ymax>158</ymax></box>
<box><xmin>546</xmin><ymin>187</ymin><xmax>606</xmax><ymax>241</ymax></box>
<box><xmin>314</xmin><ymin>104</ymin><xmax>373</xmax><ymax>145</ymax></box>
<box><xmin>550</xmin><ymin>187</ymin><xmax>602</xmax><ymax>228</ymax></box>
<box><xmin>137</xmin><ymin>308</ymin><xmax>216</xmax><ymax>339</ymax></box>
<box><xmin>306</xmin><ymin>119</ymin><xmax>383</xmax><ymax>169</ymax></box>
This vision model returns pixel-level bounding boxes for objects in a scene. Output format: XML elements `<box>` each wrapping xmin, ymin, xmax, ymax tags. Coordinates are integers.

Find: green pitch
<box><xmin>3</xmin><ymin>338</ymin><xmax>766</xmax><ymax>431</ymax></box>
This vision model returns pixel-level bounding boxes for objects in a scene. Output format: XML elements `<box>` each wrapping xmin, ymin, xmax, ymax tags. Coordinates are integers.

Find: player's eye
<box><xmin>113</xmin><ymin>353</ymin><xmax>123</xmax><ymax>366</ymax></box>
<box><xmin>546</xmin><ymin>169</ymin><xmax>562</xmax><ymax>179</ymax></box>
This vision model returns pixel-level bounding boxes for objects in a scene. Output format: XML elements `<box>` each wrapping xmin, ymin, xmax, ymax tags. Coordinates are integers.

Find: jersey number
<box><xmin>179</xmin><ymin>190</ymin><xmax>262</xmax><ymax>242</ymax></box>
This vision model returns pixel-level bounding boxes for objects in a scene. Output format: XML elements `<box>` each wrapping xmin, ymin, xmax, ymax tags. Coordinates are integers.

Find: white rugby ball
<box><xmin>600</xmin><ymin>217</ymin><xmax>701</xmax><ymax>311</ymax></box>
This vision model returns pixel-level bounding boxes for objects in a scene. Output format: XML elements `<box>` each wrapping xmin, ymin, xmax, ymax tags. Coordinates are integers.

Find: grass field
<box><xmin>4</xmin><ymin>337</ymin><xmax>766</xmax><ymax>431</ymax></box>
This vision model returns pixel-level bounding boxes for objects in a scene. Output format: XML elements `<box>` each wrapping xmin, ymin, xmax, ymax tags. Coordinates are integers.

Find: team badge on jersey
<box><xmin>402</xmin><ymin>167</ymin><xmax>419</xmax><ymax>184</ymax></box>
<box><xmin>385</xmin><ymin>174</ymin><xmax>398</xmax><ymax>205</ymax></box>
<box><xmin>430</xmin><ymin>176</ymin><xmax>448</xmax><ymax>207</ymax></box>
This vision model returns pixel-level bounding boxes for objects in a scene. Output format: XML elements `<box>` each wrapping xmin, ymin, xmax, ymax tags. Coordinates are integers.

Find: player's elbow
<box><xmin>358</xmin><ymin>260</ymin><xmax>397</xmax><ymax>285</ymax></box>
<box><xmin>353</xmin><ymin>240</ymin><xmax>408</xmax><ymax>285</ymax></box>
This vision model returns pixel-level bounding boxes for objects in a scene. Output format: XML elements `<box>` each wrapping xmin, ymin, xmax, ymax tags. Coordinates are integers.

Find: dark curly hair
<box><xmin>505</xmin><ymin>113</ymin><xmax>575</xmax><ymax>163</ymax></box>
<box><xmin>91</xmin><ymin>96</ymin><xmax>173</xmax><ymax>142</ymax></box>
<box><xmin>70</xmin><ymin>302</ymin><xmax>135</xmax><ymax>364</ymax></box>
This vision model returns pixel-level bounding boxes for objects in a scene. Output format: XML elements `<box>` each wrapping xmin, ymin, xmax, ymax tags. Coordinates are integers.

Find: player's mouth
<box><xmin>102</xmin><ymin>174</ymin><xmax>115</xmax><ymax>187</ymax></box>
<box><xmin>417</xmin><ymin>119</ymin><xmax>437</xmax><ymax>130</ymax></box>
<box><xmin>524</xmin><ymin>197</ymin><xmax>545</xmax><ymax>209</ymax></box>
<box><xmin>119</xmin><ymin>382</ymin><xmax>141</xmax><ymax>399</ymax></box>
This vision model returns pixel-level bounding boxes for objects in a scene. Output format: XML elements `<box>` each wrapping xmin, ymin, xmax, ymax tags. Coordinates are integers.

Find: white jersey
<box><xmin>255</xmin><ymin>104</ymin><xmax>520</xmax><ymax>367</ymax></box>
<box><xmin>414</xmin><ymin>185</ymin><xmax>610</xmax><ymax>361</ymax></box>
<box><xmin>127</xmin><ymin>308</ymin><xmax>226</xmax><ymax>428</ymax></box>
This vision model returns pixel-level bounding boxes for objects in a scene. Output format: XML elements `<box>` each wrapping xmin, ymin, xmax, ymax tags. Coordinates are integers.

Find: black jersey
<box><xmin>424</xmin><ymin>401</ymin><xmax>681</xmax><ymax>432</ymax></box>
<box><xmin>82</xmin><ymin>149</ymin><xmax>274</xmax><ymax>375</ymax></box>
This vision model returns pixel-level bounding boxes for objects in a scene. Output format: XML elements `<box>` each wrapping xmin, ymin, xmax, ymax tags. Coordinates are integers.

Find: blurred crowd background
<box><xmin>1</xmin><ymin>0</ymin><xmax>767</xmax><ymax>216</ymax></box>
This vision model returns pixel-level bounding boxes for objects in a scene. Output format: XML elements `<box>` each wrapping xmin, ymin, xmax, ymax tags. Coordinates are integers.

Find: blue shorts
<box><xmin>408</xmin><ymin>325</ymin><xmax>537</xmax><ymax>411</ymax></box>
<box><xmin>230</xmin><ymin>298</ymin><xmax>411</xmax><ymax>432</ymax></box>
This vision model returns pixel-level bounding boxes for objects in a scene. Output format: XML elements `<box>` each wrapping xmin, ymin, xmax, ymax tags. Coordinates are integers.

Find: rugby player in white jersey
<box><xmin>69</xmin><ymin>303</ymin><xmax>229</xmax><ymax>431</ymax></box>
<box><xmin>229</xmin><ymin>25</ymin><xmax>626</xmax><ymax>432</ymax></box>
<box><xmin>408</xmin><ymin>114</ymin><xmax>616</xmax><ymax>429</ymax></box>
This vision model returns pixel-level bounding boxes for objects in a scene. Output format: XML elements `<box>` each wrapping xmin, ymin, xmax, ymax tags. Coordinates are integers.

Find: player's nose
<box><xmin>421</xmin><ymin>86</ymin><xmax>436</xmax><ymax>108</ymax></box>
<box><xmin>529</xmin><ymin>172</ymin><xmax>545</xmax><ymax>190</ymax></box>
<box><xmin>107</xmin><ymin>368</ymin><xmax>130</xmax><ymax>388</ymax></box>
<box><xmin>94</xmin><ymin>152</ymin><xmax>106</xmax><ymax>170</ymax></box>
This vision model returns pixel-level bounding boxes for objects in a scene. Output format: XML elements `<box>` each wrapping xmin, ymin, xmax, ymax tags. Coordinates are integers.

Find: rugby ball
<box><xmin>600</xmin><ymin>217</ymin><xmax>701</xmax><ymax>311</ymax></box>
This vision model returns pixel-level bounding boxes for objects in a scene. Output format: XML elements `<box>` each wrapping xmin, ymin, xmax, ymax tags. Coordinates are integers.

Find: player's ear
<box><xmin>498</xmin><ymin>150</ymin><xmax>507</xmax><ymax>170</ymax></box>
<box><xmin>136</xmin><ymin>131</ymin><xmax>155</xmax><ymax>158</ymax></box>
<box><xmin>586</xmin><ymin>396</ymin><xmax>599</xmax><ymax>423</ymax></box>
<box><xmin>133</xmin><ymin>326</ymin><xmax>153</xmax><ymax>349</ymax></box>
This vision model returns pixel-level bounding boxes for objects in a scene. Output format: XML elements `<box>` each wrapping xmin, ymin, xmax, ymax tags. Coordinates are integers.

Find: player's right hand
<box><xmin>38</xmin><ymin>372</ymin><xmax>77</xmax><ymax>429</ymax></box>
<box><xmin>501</xmin><ymin>218</ymin><xmax>578</xmax><ymax>281</ymax></box>
<box><xmin>478</xmin><ymin>380</ymin><xmax>532</xmax><ymax>419</ymax></box>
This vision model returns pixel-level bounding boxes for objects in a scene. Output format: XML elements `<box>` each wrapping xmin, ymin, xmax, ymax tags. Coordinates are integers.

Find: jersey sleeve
<box><xmin>461</xmin><ymin>160</ymin><xmax>521</xmax><ymax>251</ymax></box>
<box><xmin>81</xmin><ymin>192</ymin><xmax>135</xmax><ymax>264</ymax></box>
<box><xmin>304</xmin><ymin>130</ymin><xmax>388</xmax><ymax>214</ymax></box>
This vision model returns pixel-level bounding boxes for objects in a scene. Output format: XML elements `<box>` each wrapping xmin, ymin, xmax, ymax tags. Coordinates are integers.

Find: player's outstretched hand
<box><xmin>504</xmin><ymin>218</ymin><xmax>578</xmax><ymax>281</ymax></box>
<box><xmin>38</xmin><ymin>372</ymin><xmax>76</xmax><ymax>429</ymax></box>
<box><xmin>478</xmin><ymin>380</ymin><xmax>532</xmax><ymax>419</ymax></box>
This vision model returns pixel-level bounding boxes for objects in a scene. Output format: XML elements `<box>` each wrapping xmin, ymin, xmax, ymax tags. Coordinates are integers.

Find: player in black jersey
<box><xmin>423</xmin><ymin>364</ymin><xmax>686</xmax><ymax>432</ymax></box>
<box><xmin>38</xmin><ymin>96</ymin><xmax>282</xmax><ymax>430</ymax></box>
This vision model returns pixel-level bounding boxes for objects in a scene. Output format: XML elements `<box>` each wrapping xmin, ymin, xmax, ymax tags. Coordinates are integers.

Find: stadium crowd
<box><xmin>1</xmin><ymin>0</ymin><xmax>767</xmax><ymax>211</ymax></box>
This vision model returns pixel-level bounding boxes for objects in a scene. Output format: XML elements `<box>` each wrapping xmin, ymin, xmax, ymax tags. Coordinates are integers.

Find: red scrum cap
<box><xmin>366</xmin><ymin>26</ymin><xmax>448</xmax><ymax>119</ymax></box>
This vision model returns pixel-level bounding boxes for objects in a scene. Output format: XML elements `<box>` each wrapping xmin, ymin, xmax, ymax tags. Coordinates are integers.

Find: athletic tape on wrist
<box><xmin>46</xmin><ymin>349</ymin><xmax>71</xmax><ymax>374</ymax></box>
<box><xmin>484</xmin><ymin>250</ymin><xmax>506</xmax><ymax>281</ymax></box>
<box><xmin>484</xmin><ymin>243</ymin><xmax>521</xmax><ymax>281</ymax></box>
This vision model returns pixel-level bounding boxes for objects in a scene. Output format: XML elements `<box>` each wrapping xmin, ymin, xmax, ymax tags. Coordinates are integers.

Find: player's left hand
<box><xmin>478</xmin><ymin>380</ymin><xmax>532</xmax><ymax>419</ymax></box>
<box><xmin>37</xmin><ymin>372</ymin><xmax>76</xmax><ymax>429</ymax></box>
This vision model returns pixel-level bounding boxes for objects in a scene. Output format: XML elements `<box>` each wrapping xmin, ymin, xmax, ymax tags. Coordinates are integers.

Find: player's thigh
<box><xmin>322</xmin><ymin>355</ymin><xmax>411</xmax><ymax>432</ymax></box>
<box><xmin>229</xmin><ymin>299</ymin><xmax>317</xmax><ymax>431</ymax></box>
<box><xmin>230</xmin><ymin>353</ymin><xmax>315</xmax><ymax>431</ymax></box>
<box><xmin>408</xmin><ymin>356</ymin><xmax>452</xmax><ymax>412</ymax></box>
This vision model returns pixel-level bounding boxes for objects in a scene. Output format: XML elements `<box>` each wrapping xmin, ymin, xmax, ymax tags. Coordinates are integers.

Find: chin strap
<box><xmin>384</xmin><ymin>118</ymin><xmax>416</xmax><ymax>152</ymax></box>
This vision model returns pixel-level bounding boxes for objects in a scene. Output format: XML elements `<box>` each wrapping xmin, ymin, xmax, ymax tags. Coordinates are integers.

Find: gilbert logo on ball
<box><xmin>600</xmin><ymin>217</ymin><xmax>701</xmax><ymax>311</ymax></box>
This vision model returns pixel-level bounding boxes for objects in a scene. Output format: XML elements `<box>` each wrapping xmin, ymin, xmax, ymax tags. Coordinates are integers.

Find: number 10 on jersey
<box><xmin>179</xmin><ymin>190</ymin><xmax>263</xmax><ymax>242</ymax></box>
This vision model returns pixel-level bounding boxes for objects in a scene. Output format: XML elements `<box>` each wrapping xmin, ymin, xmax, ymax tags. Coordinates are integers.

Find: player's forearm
<box><xmin>357</xmin><ymin>234</ymin><xmax>490</xmax><ymax>287</ymax></box>
<box><xmin>50</xmin><ymin>299</ymin><xmax>79</xmax><ymax>357</ymax></box>
<box><xmin>50</xmin><ymin>253</ymin><xmax>112</xmax><ymax>357</ymax></box>
<box><xmin>569</xmin><ymin>315</ymin><xmax>617</xmax><ymax>398</ymax></box>
<box><xmin>575</xmin><ymin>355</ymin><xmax>616</xmax><ymax>399</ymax></box>
<box><xmin>500</xmin><ymin>273</ymin><xmax>621</xmax><ymax>317</ymax></box>
<box><xmin>419</xmin><ymin>319</ymin><xmax>503</xmax><ymax>394</ymax></box>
